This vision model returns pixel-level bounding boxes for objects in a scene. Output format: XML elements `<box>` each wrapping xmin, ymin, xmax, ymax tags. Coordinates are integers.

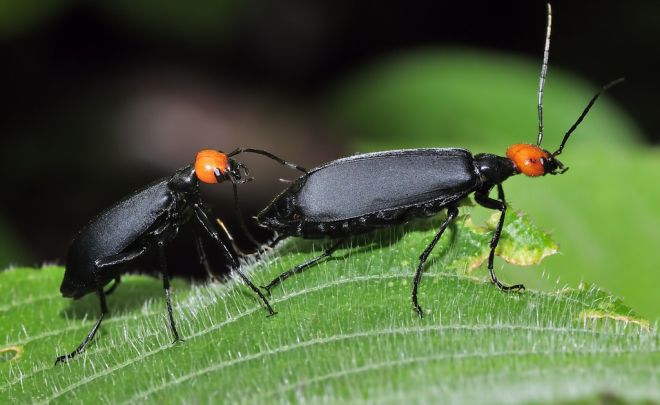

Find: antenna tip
<box><xmin>603</xmin><ymin>77</ymin><xmax>625</xmax><ymax>90</ymax></box>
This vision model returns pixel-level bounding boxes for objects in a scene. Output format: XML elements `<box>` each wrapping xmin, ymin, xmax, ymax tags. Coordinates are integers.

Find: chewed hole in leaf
<box><xmin>0</xmin><ymin>345</ymin><xmax>23</xmax><ymax>362</ymax></box>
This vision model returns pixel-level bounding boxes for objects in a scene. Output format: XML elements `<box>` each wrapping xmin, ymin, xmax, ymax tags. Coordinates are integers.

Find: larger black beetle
<box><xmin>255</xmin><ymin>5</ymin><xmax>621</xmax><ymax>317</ymax></box>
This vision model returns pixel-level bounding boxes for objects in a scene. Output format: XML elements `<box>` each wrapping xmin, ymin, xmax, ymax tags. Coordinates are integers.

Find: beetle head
<box><xmin>506</xmin><ymin>144</ymin><xmax>566</xmax><ymax>177</ymax></box>
<box><xmin>194</xmin><ymin>149</ymin><xmax>252</xmax><ymax>185</ymax></box>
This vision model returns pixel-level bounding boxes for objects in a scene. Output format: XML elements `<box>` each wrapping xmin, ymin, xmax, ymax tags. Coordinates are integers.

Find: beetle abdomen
<box><xmin>63</xmin><ymin>180</ymin><xmax>172</xmax><ymax>295</ymax></box>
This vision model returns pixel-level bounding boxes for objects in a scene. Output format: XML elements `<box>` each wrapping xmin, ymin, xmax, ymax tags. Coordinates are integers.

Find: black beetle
<box><xmin>256</xmin><ymin>4</ymin><xmax>622</xmax><ymax>317</ymax></box>
<box><xmin>56</xmin><ymin>148</ymin><xmax>304</xmax><ymax>364</ymax></box>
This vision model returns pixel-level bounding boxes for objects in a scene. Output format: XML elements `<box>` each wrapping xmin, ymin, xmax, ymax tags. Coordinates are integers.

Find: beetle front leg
<box><xmin>412</xmin><ymin>206</ymin><xmax>458</xmax><ymax>319</ymax></box>
<box><xmin>474</xmin><ymin>184</ymin><xmax>525</xmax><ymax>292</ymax></box>
<box><xmin>55</xmin><ymin>289</ymin><xmax>108</xmax><ymax>365</ymax></box>
<box><xmin>193</xmin><ymin>203</ymin><xmax>276</xmax><ymax>316</ymax></box>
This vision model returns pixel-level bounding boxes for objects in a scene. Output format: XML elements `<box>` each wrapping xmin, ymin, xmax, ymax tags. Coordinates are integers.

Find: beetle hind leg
<box><xmin>55</xmin><ymin>290</ymin><xmax>108</xmax><ymax>365</ymax></box>
<box><xmin>411</xmin><ymin>206</ymin><xmax>458</xmax><ymax>319</ymax></box>
<box><xmin>261</xmin><ymin>238</ymin><xmax>345</xmax><ymax>295</ymax></box>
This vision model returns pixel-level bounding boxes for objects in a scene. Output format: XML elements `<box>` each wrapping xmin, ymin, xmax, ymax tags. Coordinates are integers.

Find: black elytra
<box><xmin>56</xmin><ymin>148</ymin><xmax>303</xmax><ymax>364</ymax></box>
<box><xmin>257</xmin><ymin>150</ymin><xmax>519</xmax><ymax>316</ymax></box>
<box><xmin>255</xmin><ymin>4</ymin><xmax>622</xmax><ymax>318</ymax></box>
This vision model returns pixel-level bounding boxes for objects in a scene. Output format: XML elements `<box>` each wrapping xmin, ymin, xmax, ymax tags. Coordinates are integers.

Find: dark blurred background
<box><xmin>1</xmin><ymin>1</ymin><xmax>658</xmax><ymax>319</ymax></box>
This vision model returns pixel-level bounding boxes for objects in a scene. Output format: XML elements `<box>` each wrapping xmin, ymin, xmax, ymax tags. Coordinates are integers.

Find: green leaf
<box><xmin>323</xmin><ymin>49</ymin><xmax>660</xmax><ymax>322</ymax></box>
<box><xmin>1</xmin><ymin>209</ymin><xmax>657</xmax><ymax>403</ymax></box>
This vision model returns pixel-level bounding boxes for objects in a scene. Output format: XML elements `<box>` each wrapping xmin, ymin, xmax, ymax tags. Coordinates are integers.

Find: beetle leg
<box><xmin>193</xmin><ymin>203</ymin><xmax>277</xmax><ymax>316</ymax></box>
<box><xmin>412</xmin><ymin>206</ymin><xmax>458</xmax><ymax>319</ymax></box>
<box><xmin>55</xmin><ymin>289</ymin><xmax>108</xmax><ymax>365</ymax></box>
<box><xmin>269</xmin><ymin>234</ymin><xmax>286</xmax><ymax>249</ymax></box>
<box><xmin>194</xmin><ymin>230</ymin><xmax>215</xmax><ymax>279</ymax></box>
<box><xmin>474</xmin><ymin>184</ymin><xmax>525</xmax><ymax>292</ymax></box>
<box><xmin>103</xmin><ymin>276</ymin><xmax>121</xmax><ymax>296</ymax></box>
<box><xmin>157</xmin><ymin>242</ymin><xmax>183</xmax><ymax>343</ymax></box>
<box><xmin>261</xmin><ymin>238</ymin><xmax>345</xmax><ymax>295</ymax></box>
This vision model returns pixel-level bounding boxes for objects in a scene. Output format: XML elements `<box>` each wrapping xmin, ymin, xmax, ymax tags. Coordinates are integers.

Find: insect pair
<box><xmin>56</xmin><ymin>3</ymin><xmax>621</xmax><ymax>364</ymax></box>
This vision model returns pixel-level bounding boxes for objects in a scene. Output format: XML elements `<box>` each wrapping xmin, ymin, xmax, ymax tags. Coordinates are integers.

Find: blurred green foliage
<box><xmin>0</xmin><ymin>0</ymin><xmax>73</xmax><ymax>38</ymax></box>
<box><xmin>0</xmin><ymin>0</ymin><xmax>240</xmax><ymax>41</ymax></box>
<box><xmin>96</xmin><ymin>0</ymin><xmax>240</xmax><ymax>44</ymax></box>
<box><xmin>326</xmin><ymin>49</ymin><xmax>639</xmax><ymax>150</ymax></box>
<box><xmin>326</xmin><ymin>49</ymin><xmax>659</xmax><ymax>321</ymax></box>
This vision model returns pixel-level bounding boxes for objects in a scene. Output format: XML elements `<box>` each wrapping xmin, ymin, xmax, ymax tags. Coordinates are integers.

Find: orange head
<box><xmin>194</xmin><ymin>149</ymin><xmax>230</xmax><ymax>184</ymax></box>
<box><xmin>506</xmin><ymin>144</ymin><xmax>564</xmax><ymax>177</ymax></box>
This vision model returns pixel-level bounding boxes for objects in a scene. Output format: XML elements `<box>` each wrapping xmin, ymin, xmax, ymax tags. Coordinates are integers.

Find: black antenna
<box><xmin>231</xmin><ymin>179</ymin><xmax>263</xmax><ymax>247</ymax></box>
<box><xmin>552</xmin><ymin>77</ymin><xmax>625</xmax><ymax>157</ymax></box>
<box><xmin>227</xmin><ymin>148</ymin><xmax>308</xmax><ymax>173</ymax></box>
<box><xmin>536</xmin><ymin>3</ymin><xmax>552</xmax><ymax>146</ymax></box>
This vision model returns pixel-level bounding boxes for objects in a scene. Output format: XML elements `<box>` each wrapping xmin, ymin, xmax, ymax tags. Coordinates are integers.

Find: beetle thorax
<box><xmin>473</xmin><ymin>153</ymin><xmax>517</xmax><ymax>185</ymax></box>
<box><xmin>169</xmin><ymin>165</ymin><xmax>198</xmax><ymax>194</ymax></box>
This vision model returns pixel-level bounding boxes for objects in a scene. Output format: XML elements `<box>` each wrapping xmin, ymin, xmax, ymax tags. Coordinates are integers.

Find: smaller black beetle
<box><xmin>255</xmin><ymin>5</ymin><xmax>622</xmax><ymax>317</ymax></box>
<box><xmin>56</xmin><ymin>148</ymin><xmax>304</xmax><ymax>364</ymax></box>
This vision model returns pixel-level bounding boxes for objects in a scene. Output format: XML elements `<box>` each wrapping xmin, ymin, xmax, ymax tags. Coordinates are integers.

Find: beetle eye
<box><xmin>194</xmin><ymin>149</ymin><xmax>229</xmax><ymax>184</ymax></box>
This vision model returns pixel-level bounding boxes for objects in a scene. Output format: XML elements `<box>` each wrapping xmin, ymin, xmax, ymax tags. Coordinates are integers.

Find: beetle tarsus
<box><xmin>233</xmin><ymin>267</ymin><xmax>277</xmax><ymax>316</ymax></box>
<box><xmin>260</xmin><ymin>284</ymin><xmax>273</xmax><ymax>297</ymax></box>
<box><xmin>413</xmin><ymin>304</ymin><xmax>424</xmax><ymax>319</ymax></box>
<box><xmin>493</xmin><ymin>279</ymin><xmax>526</xmax><ymax>292</ymax></box>
<box><xmin>55</xmin><ymin>291</ymin><xmax>107</xmax><ymax>365</ymax></box>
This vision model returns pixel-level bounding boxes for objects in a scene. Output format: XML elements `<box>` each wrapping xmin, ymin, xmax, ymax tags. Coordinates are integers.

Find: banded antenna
<box><xmin>537</xmin><ymin>3</ymin><xmax>552</xmax><ymax>146</ymax></box>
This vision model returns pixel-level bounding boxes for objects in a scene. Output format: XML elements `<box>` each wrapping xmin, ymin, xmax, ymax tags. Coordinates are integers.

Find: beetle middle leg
<box><xmin>157</xmin><ymin>242</ymin><xmax>183</xmax><ymax>343</ymax></box>
<box><xmin>474</xmin><ymin>184</ymin><xmax>525</xmax><ymax>292</ymax></box>
<box><xmin>55</xmin><ymin>289</ymin><xmax>108</xmax><ymax>365</ymax></box>
<box><xmin>412</xmin><ymin>206</ymin><xmax>458</xmax><ymax>319</ymax></box>
<box><xmin>260</xmin><ymin>238</ymin><xmax>346</xmax><ymax>295</ymax></box>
